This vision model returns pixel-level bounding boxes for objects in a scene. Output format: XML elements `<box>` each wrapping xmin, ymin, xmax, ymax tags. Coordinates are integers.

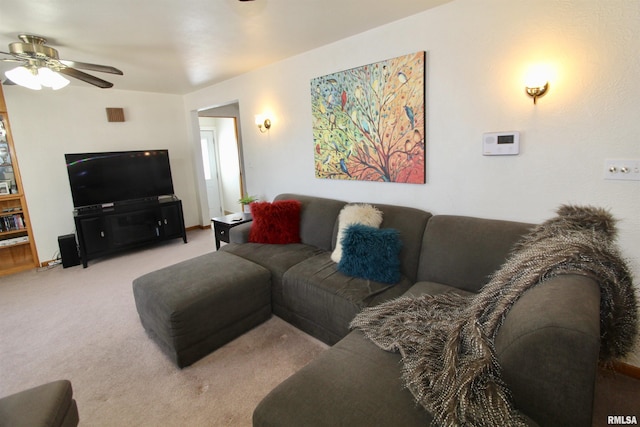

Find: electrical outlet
<box><xmin>603</xmin><ymin>159</ymin><xmax>640</xmax><ymax>181</ymax></box>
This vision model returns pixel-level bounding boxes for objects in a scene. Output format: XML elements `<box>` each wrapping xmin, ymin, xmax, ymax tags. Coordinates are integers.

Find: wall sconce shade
<box><xmin>255</xmin><ymin>114</ymin><xmax>272</xmax><ymax>133</ymax></box>
<box><xmin>525</xmin><ymin>82</ymin><xmax>549</xmax><ymax>105</ymax></box>
<box><xmin>5</xmin><ymin>65</ymin><xmax>70</xmax><ymax>90</ymax></box>
<box><xmin>524</xmin><ymin>63</ymin><xmax>552</xmax><ymax>105</ymax></box>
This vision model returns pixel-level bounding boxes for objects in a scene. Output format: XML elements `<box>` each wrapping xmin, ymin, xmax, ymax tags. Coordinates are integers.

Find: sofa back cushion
<box><xmin>361</xmin><ymin>203</ymin><xmax>432</xmax><ymax>282</ymax></box>
<box><xmin>417</xmin><ymin>215</ymin><xmax>532</xmax><ymax>292</ymax></box>
<box><xmin>274</xmin><ymin>194</ymin><xmax>346</xmax><ymax>251</ymax></box>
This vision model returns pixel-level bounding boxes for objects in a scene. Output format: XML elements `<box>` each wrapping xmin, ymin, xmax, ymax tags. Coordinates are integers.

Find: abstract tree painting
<box><xmin>311</xmin><ymin>51</ymin><xmax>425</xmax><ymax>183</ymax></box>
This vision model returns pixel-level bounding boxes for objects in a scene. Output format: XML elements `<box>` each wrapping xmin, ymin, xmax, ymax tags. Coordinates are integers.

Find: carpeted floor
<box><xmin>0</xmin><ymin>228</ymin><xmax>327</xmax><ymax>426</ymax></box>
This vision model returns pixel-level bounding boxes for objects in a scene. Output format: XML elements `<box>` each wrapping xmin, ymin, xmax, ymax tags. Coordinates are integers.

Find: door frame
<box><xmin>190</xmin><ymin>101</ymin><xmax>246</xmax><ymax>226</ymax></box>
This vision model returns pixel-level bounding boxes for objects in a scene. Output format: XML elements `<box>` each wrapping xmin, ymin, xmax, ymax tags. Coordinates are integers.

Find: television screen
<box><xmin>65</xmin><ymin>150</ymin><xmax>175</xmax><ymax>208</ymax></box>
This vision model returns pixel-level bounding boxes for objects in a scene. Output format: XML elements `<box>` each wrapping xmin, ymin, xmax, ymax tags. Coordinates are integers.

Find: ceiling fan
<box><xmin>0</xmin><ymin>34</ymin><xmax>123</xmax><ymax>89</ymax></box>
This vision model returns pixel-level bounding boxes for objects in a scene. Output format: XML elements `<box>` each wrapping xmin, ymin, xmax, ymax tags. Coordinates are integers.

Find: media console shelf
<box><xmin>74</xmin><ymin>198</ymin><xmax>187</xmax><ymax>267</ymax></box>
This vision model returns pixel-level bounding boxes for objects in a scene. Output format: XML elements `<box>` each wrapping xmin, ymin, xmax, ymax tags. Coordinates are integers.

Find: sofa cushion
<box><xmin>219</xmin><ymin>242</ymin><xmax>325</xmax><ymax>318</ymax></box>
<box><xmin>356</xmin><ymin>203</ymin><xmax>431</xmax><ymax>282</ymax></box>
<box><xmin>249</xmin><ymin>200</ymin><xmax>302</xmax><ymax>244</ymax></box>
<box><xmin>282</xmin><ymin>252</ymin><xmax>413</xmax><ymax>344</ymax></box>
<box><xmin>417</xmin><ymin>215</ymin><xmax>532</xmax><ymax>292</ymax></box>
<box><xmin>221</xmin><ymin>242</ymin><xmax>322</xmax><ymax>274</ymax></box>
<box><xmin>405</xmin><ymin>281</ymin><xmax>475</xmax><ymax>298</ymax></box>
<box><xmin>274</xmin><ymin>193</ymin><xmax>346</xmax><ymax>251</ymax></box>
<box><xmin>338</xmin><ymin>224</ymin><xmax>402</xmax><ymax>284</ymax></box>
<box><xmin>253</xmin><ymin>330</ymin><xmax>433</xmax><ymax>427</ymax></box>
<box><xmin>331</xmin><ymin>203</ymin><xmax>383</xmax><ymax>263</ymax></box>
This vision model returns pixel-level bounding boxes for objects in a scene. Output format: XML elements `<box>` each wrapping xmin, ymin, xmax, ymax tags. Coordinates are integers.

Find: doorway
<box><xmin>197</xmin><ymin>102</ymin><xmax>245</xmax><ymax>218</ymax></box>
<box><xmin>199</xmin><ymin>129</ymin><xmax>223</xmax><ymax>219</ymax></box>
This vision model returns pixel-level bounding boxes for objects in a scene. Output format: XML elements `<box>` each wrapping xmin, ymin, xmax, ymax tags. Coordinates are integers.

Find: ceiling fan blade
<box><xmin>0</xmin><ymin>51</ymin><xmax>24</xmax><ymax>62</ymax></box>
<box><xmin>59</xmin><ymin>60</ymin><xmax>123</xmax><ymax>75</ymax></box>
<box><xmin>58</xmin><ymin>67</ymin><xmax>114</xmax><ymax>88</ymax></box>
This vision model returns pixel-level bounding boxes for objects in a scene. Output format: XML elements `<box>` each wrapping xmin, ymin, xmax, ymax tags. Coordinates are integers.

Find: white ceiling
<box><xmin>0</xmin><ymin>0</ymin><xmax>452</xmax><ymax>95</ymax></box>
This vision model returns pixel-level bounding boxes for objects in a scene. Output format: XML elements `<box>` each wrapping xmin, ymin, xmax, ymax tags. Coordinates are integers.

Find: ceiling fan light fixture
<box><xmin>5</xmin><ymin>66</ymin><xmax>42</xmax><ymax>90</ymax></box>
<box><xmin>3</xmin><ymin>34</ymin><xmax>122</xmax><ymax>89</ymax></box>
<box><xmin>38</xmin><ymin>67</ymin><xmax>70</xmax><ymax>90</ymax></box>
<box><xmin>4</xmin><ymin>65</ymin><xmax>70</xmax><ymax>91</ymax></box>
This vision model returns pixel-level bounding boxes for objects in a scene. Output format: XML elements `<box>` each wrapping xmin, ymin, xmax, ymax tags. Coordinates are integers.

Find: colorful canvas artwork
<box><xmin>311</xmin><ymin>51</ymin><xmax>425</xmax><ymax>183</ymax></box>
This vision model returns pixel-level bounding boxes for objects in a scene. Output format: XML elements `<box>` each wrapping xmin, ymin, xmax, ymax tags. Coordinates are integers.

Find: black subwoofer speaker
<box><xmin>58</xmin><ymin>234</ymin><xmax>81</xmax><ymax>268</ymax></box>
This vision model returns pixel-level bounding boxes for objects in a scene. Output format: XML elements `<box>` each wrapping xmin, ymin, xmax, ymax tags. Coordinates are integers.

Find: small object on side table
<box><xmin>212</xmin><ymin>212</ymin><xmax>253</xmax><ymax>249</ymax></box>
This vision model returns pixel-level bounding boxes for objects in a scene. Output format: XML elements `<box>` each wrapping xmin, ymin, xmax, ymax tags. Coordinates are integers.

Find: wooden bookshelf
<box><xmin>0</xmin><ymin>84</ymin><xmax>39</xmax><ymax>276</ymax></box>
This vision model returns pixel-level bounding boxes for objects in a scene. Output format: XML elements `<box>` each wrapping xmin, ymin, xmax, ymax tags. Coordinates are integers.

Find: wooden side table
<box><xmin>211</xmin><ymin>212</ymin><xmax>253</xmax><ymax>249</ymax></box>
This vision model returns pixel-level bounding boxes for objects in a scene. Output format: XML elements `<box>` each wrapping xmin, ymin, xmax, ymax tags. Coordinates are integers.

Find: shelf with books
<box><xmin>0</xmin><ymin>234</ymin><xmax>29</xmax><ymax>247</ymax></box>
<box><xmin>1</xmin><ymin>211</ymin><xmax>26</xmax><ymax>232</ymax></box>
<box><xmin>0</xmin><ymin>84</ymin><xmax>39</xmax><ymax>276</ymax></box>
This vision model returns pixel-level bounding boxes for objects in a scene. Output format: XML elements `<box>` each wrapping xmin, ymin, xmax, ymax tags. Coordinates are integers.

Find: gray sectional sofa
<box><xmin>133</xmin><ymin>192</ymin><xmax>619</xmax><ymax>426</ymax></box>
<box><xmin>217</xmin><ymin>194</ymin><xmax>601</xmax><ymax>427</ymax></box>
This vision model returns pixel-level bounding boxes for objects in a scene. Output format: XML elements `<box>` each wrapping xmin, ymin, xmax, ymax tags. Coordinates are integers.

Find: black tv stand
<box><xmin>74</xmin><ymin>198</ymin><xmax>187</xmax><ymax>267</ymax></box>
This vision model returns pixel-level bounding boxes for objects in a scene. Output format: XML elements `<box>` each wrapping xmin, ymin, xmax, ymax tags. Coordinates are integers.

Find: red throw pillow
<box><xmin>248</xmin><ymin>200</ymin><xmax>302</xmax><ymax>244</ymax></box>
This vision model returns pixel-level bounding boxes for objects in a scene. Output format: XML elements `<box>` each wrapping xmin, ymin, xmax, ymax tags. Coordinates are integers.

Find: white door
<box><xmin>200</xmin><ymin>130</ymin><xmax>223</xmax><ymax>219</ymax></box>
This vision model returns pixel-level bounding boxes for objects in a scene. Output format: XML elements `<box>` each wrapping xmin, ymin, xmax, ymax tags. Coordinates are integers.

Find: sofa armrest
<box><xmin>0</xmin><ymin>380</ymin><xmax>79</xmax><ymax>427</ymax></box>
<box><xmin>495</xmin><ymin>274</ymin><xmax>600</xmax><ymax>427</ymax></box>
<box><xmin>229</xmin><ymin>222</ymin><xmax>252</xmax><ymax>243</ymax></box>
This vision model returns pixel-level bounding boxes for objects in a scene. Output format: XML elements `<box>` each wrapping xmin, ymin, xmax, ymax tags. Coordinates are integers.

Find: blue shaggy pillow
<box><xmin>338</xmin><ymin>224</ymin><xmax>402</xmax><ymax>284</ymax></box>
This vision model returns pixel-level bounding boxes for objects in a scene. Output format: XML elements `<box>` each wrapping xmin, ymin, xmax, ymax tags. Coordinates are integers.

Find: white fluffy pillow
<box><xmin>331</xmin><ymin>204</ymin><xmax>383</xmax><ymax>263</ymax></box>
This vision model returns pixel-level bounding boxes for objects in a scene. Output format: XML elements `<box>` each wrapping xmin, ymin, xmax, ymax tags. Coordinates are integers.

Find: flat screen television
<box><xmin>65</xmin><ymin>150</ymin><xmax>175</xmax><ymax>209</ymax></box>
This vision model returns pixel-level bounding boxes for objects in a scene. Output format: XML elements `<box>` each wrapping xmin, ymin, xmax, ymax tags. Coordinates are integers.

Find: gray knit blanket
<box><xmin>350</xmin><ymin>205</ymin><xmax>638</xmax><ymax>426</ymax></box>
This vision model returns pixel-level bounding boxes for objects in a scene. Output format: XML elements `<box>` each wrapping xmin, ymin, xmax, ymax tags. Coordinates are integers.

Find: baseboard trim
<box><xmin>40</xmin><ymin>259</ymin><xmax>61</xmax><ymax>268</ymax></box>
<box><xmin>186</xmin><ymin>225</ymin><xmax>211</xmax><ymax>231</ymax></box>
<box><xmin>612</xmin><ymin>361</ymin><xmax>640</xmax><ymax>380</ymax></box>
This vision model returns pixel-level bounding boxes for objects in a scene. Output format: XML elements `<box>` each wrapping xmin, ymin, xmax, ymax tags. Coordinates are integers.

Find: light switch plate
<box><xmin>603</xmin><ymin>159</ymin><xmax>640</xmax><ymax>181</ymax></box>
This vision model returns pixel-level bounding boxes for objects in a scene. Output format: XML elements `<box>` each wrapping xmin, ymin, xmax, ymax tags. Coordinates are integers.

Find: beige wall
<box><xmin>4</xmin><ymin>88</ymin><xmax>195</xmax><ymax>262</ymax></box>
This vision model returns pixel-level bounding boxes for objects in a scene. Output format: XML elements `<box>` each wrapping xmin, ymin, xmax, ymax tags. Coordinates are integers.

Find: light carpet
<box><xmin>0</xmin><ymin>229</ymin><xmax>328</xmax><ymax>426</ymax></box>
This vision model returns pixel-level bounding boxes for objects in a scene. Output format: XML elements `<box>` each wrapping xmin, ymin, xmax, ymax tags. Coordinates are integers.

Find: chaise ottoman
<box><xmin>133</xmin><ymin>251</ymin><xmax>272</xmax><ymax>368</ymax></box>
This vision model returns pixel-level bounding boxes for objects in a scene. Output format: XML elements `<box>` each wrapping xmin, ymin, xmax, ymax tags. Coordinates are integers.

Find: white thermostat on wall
<box><xmin>482</xmin><ymin>131</ymin><xmax>520</xmax><ymax>156</ymax></box>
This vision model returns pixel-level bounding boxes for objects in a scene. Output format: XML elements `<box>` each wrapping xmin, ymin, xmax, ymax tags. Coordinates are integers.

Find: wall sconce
<box><xmin>524</xmin><ymin>64</ymin><xmax>551</xmax><ymax>105</ymax></box>
<box><xmin>525</xmin><ymin>82</ymin><xmax>549</xmax><ymax>105</ymax></box>
<box><xmin>255</xmin><ymin>114</ymin><xmax>272</xmax><ymax>133</ymax></box>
